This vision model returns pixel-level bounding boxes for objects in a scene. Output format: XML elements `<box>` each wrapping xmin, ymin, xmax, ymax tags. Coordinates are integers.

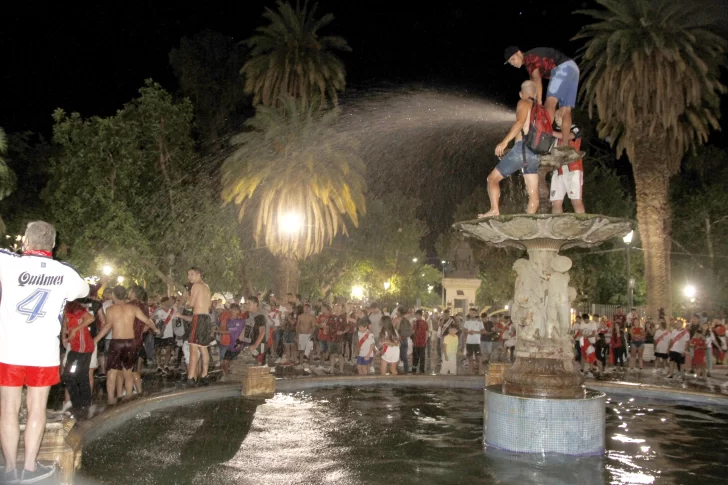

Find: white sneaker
<box><xmin>369</xmin><ymin>366</ymin><xmax>375</xmax><ymax>374</ymax></box>
<box><xmin>274</xmin><ymin>357</ymin><xmax>283</xmax><ymax>364</ymax></box>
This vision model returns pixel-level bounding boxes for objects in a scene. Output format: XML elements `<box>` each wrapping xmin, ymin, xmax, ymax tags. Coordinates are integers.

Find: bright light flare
<box><xmin>623</xmin><ymin>230</ymin><xmax>634</xmax><ymax>244</ymax></box>
<box><xmin>280</xmin><ymin>212</ymin><xmax>303</xmax><ymax>234</ymax></box>
<box><xmin>351</xmin><ymin>285</ymin><xmax>364</xmax><ymax>299</ymax></box>
<box><xmin>117</xmin><ymin>276</ymin><xmax>124</xmax><ymax>284</ymax></box>
<box><xmin>683</xmin><ymin>284</ymin><xmax>696</xmax><ymax>299</ymax></box>
<box><xmin>102</xmin><ymin>265</ymin><xmax>113</xmax><ymax>276</ymax></box>
<box><xmin>383</xmin><ymin>281</ymin><xmax>391</xmax><ymax>291</ymax></box>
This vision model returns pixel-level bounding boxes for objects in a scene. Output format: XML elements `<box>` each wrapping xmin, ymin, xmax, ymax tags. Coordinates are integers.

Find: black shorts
<box><xmin>466</xmin><ymin>344</ymin><xmax>481</xmax><ymax>357</ymax></box>
<box><xmin>97</xmin><ymin>338</ymin><xmax>109</xmax><ymax>353</ymax></box>
<box><xmin>223</xmin><ymin>350</ymin><xmax>240</xmax><ymax>361</ymax></box>
<box><xmin>655</xmin><ymin>352</ymin><xmax>669</xmax><ymax>359</ymax></box>
<box><xmin>155</xmin><ymin>337</ymin><xmax>176</xmax><ymax>348</ymax></box>
<box><xmin>669</xmin><ymin>351</ymin><xmax>684</xmax><ymax>364</ymax></box>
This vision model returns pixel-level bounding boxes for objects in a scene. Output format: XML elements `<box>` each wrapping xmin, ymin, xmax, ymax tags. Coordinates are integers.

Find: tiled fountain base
<box><xmin>483</xmin><ymin>385</ymin><xmax>605</xmax><ymax>455</ymax></box>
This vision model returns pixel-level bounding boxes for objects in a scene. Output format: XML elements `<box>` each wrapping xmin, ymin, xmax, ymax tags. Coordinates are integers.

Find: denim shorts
<box><xmin>546</xmin><ymin>60</ymin><xmax>580</xmax><ymax>108</ymax></box>
<box><xmin>495</xmin><ymin>141</ymin><xmax>540</xmax><ymax>177</ymax></box>
<box><xmin>356</xmin><ymin>356</ymin><xmax>373</xmax><ymax>366</ymax></box>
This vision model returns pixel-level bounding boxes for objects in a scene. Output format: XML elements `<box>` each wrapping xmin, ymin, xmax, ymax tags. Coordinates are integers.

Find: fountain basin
<box><xmin>484</xmin><ymin>385</ymin><xmax>606</xmax><ymax>455</ymax></box>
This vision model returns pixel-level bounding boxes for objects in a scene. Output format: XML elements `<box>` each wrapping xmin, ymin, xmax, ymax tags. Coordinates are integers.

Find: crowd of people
<box><xmin>571</xmin><ymin>307</ymin><xmax>728</xmax><ymax>380</ymax></box>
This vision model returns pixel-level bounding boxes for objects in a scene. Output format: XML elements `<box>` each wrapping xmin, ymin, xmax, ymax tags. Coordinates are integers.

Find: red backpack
<box><xmin>523</xmin><ymin>101</ymin><xmax>555</xmax><ymax>155</ymax></box>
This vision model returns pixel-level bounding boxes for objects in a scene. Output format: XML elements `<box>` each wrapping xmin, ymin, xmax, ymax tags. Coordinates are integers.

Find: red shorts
<box><xmin>0</xmin><ymin>362</ymin><xmax>61</xmax><ymax>387</ymax></box>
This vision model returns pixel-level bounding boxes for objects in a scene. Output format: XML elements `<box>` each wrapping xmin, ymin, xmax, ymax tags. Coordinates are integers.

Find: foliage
<box><xmin>670</xmin><ymin>146</ymin><xmax>728</xmax><ymax>307</ymax></box>
<box><xmin>221</xmin><ymin>95</ymin><xmax>366</xmax><ymax>259</ymax></box>
<box><xmin>44</xmin><ymin>80</ymin><xmax>246</xmax><ymax>293</ymax></box>
<box><xmin>241</xmin><ymin>0</ymin><xmax>350</xmax><ymax>108</ymax></box>
<box><xmin>169</xmin><ymin>30</ymin><xmax>249</xmax><ymax>146</ymax></box>
<box><xmin>575</xmin><ymin>0</ymin><xmax>727</xmax><ymax>167</ymax></box>
<box><xmin>299</xmin><ymin>193</ymin><xmax>439</xmax><ymax>307</ymax></box>
<box><xmin>0</xmin><ymin>127</ymin><xmax>17</xmax><ymax>234</ymax></box>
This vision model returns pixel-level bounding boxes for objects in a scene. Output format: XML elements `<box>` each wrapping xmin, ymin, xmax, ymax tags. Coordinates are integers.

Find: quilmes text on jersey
<box><xmin>18</xmin><ymin>272</ymin><xmax>64</xmax><ymax>287</ymax></box>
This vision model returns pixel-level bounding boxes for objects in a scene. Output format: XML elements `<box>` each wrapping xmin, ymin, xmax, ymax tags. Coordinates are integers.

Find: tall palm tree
<box><xmin>241</xmin><ymin>0</ymin><xmax>351</xmax><ymax>108</ymax></box>
<box><xmin>575</xmin><ymin>0</ymin><xmax>727</xmax><ymax>318</ymax></box>
<box><xmin>221</xmin><ymin>96</ymin><xmax>366</xmax><ymax>293</ymax></box>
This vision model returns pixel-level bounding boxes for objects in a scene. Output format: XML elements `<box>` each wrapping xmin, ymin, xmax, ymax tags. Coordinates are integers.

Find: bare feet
<box><xmin>478</xmin><ymin>210</ymin><xmax>500</xmax><ymax>218</ymax></box>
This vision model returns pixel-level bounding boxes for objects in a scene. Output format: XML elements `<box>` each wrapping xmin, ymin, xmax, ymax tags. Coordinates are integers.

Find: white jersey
<box><xmin>0</xmin><ymin>250</ymin><xmax>89</xmax><ymax>366</ymax></box>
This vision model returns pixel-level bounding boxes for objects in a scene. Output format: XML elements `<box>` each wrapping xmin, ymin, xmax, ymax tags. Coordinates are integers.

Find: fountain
<box><xmin>454</xmin><ymin>151</ymin><xmax>632</xmax><ymax>455</ymax></box>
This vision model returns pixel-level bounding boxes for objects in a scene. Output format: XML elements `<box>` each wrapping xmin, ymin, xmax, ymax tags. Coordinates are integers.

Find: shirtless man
<box><xmin>479</xmin><ymin>80</ymin><xmax>541</xmax><ymax>217</ymax></box>
<box><xmin>186</xmin><ymin>267</ymin><xmax>212</xmax><ymax>385</ymax></box>
<box><xmin>95</xmin><ymin>286</ymin><xmax>158</xmax><ymax>405</ymax></box>
<box><xmin>296</xmin><ymin>303</ymin><xmax>316</xmax><ymax>366</ymax></box>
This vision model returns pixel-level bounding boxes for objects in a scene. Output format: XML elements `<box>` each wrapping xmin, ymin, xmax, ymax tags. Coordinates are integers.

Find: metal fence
<box><xmin>574</xmin><ymin>303</ymin><xmax>646</xmax><ymax>320</ymax></box>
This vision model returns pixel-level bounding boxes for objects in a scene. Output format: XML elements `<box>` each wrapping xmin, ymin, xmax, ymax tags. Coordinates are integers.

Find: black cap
<box><xmin>504</xmin><ymin>46</ymin><xmax>520</xmax><ymax>63</ymax></box>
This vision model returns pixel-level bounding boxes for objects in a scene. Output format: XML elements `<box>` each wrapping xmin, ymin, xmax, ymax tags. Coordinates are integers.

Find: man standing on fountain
<box><xmin>0</xmin><ymin>221</ymin><xmax>89</xmax><ymax>483</ymax></box>
<box><xmin>503</xmin><ymin>46</ymin><xmax>580</xmax><ymax>144</ymax></box>
<box><xmin>479</xmin><ymin>80</ymin><xmax>541</xmax><ymax>217</ymax></box>
<box><xmin>186</xmin><ymin>267</ymin><xmax>213</xmax><ymax>386</ymax></box>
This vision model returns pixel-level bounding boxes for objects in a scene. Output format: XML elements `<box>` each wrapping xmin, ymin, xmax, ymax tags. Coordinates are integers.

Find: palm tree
<box><xmin>241</xmin><ymin>0</ymin><xmax>351</xmax><ymax>108</ymax></box>
<box><xmin>221</xmin><ymin>96</ymin><xmax>366</xmax><ymax>294</ymax></box>
<box><xmin>575</xmin><ymin>0</ymin><xmax>727</xmax><ymax>318</ymax></box>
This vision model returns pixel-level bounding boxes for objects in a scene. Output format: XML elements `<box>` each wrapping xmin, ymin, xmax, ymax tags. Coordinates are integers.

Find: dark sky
<box><xmin>1</xmin><ymin>0</ymin><xmax>604</xmax><ymax>134</ymax></box>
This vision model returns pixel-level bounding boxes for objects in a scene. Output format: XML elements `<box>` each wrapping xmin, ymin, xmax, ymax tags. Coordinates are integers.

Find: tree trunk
<box><xmin>632</xmin><ymin>142</ymin><xmax>676</xmax><ymax>320</ymax></box>
<box><xmin>276</xmin><ymin>256</ymin><xmax>300</xmax><ymax>296</ymax></box>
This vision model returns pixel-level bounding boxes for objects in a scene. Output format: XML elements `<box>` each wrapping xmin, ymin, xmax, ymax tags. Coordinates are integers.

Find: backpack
<box><xmin>523</xmin><ymin>101</ymin><xmax>555</xmax><ymax>155</ymax></box>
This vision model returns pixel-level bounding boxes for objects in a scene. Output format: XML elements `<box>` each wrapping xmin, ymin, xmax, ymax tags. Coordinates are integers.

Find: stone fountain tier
<box><xmin>456</xmin><ymin>214</ymin><xmax>631</xmax><ymax>455</ymax></box>
<box><xmin>456</xmin><ymin>214</ymin><xmax>632</xmax><ymax>399</ymax></box>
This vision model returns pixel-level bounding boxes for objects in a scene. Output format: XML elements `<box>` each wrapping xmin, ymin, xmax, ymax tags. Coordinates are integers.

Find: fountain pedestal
<box><xmin>456</xmin><ymin>214</ymin><xmax>631</xmax><ymax>454</ymax></box>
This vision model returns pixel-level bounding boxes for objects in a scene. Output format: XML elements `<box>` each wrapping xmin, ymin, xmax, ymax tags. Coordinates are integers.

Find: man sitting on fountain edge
<box><xmin>479</xmin><ymin>80</ymin><xmax>541</xmax><ymax>217</ymax></box>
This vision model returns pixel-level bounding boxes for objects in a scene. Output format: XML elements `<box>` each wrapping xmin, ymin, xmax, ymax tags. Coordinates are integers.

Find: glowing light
<box><xmin>102</xmin><ymin>265</ymin><xmax>113</xmax><ymax>276</ymax></box>
<box><xmin>412</xmin><ymin>257</ymin><xmax>418</xmax><ymax>263</ymax></box>
<box><xmin>427</xmin><ymin>285</ymin><xmax>434</xmax><ymax>293</ymax></box>
<box><xmin>117</xmin><ymin>276</ymin><xmax>124</xmax><ymax>284</ymax></box>
<box><xmin>611</xmin><ymin>434</ymin><xmax>645</xmax><ymax>443</ymax></box>
<box><xmin>504</xmin><ymin>305</ymin><xmax>509</xmax><ymax>310</ymax></box>
<box><xmin>280</xmin><ymin>212</ymin><xmax>302</xmax><ymax>233</ymax></box>
<box><xmin>623</xmin><ymin>230</ymin><xmax>634</xmax><ymax>244</ymax></box>
<box><xmin>351</xmin><ymin>286</ymin><xmax>364</xmax><ymax>300</ymax></box>
<box><xmin>441</xmin><ymin>260</ymin><xmax>446</xmax><ymax>264</ymax></box>
<box><xmin>683</xmin><ymin>284</ymin><xmax>696</xmax><ymax>299</ymax></box>
<box><xmin>383</xmin><ymin>281</ymin><xmax>391</xmax><ymax>291</ymax></box>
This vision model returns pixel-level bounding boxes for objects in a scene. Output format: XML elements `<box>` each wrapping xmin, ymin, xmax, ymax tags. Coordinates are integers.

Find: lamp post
<box><xmin>441</xmin><ymin>260</ymin><xmax>447</xmax><ymax>308</ymax></box>
<box><xmin>623</xmin><ymin>231</ymin><xmax>634</xmax><ymax>309</ymax></box>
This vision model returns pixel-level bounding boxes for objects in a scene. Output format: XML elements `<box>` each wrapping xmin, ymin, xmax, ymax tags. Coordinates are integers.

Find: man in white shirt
<box><xmin>368</xmin><ymin>303</ymin><xmax>383</xmax><ymax>343</ymax></box>
<box><xmin>667</xmin><ymin>320</ymin><xmax>690</xmax><ymax>379</ymax></box>
<box><xmin>463</xmin><ymin>308</ymin><xmax>485</xmax><ymax>375</ymax></box>
<box><xmin>579</xmin><ymin>313</ymin><xmax>598</xmax><ymax>376</ymax></box>
<box><xmin>152</xmin><ymin>296</ymin><xmax>177</xmax><ymax>374</ymax></box>
<box><xmin>0</xmin><ymin>221</ymin><xmax>89</xmax><ymax>483</ymax></box>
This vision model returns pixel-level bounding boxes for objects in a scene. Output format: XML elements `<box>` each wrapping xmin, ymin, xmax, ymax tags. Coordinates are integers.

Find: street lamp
<box><xmin>623</xmin><ymin>231</ymin><xmax>634</xmax><ymax>309</ymax></box>
<box><xmin>103</xmin><ymin>265</ymin><xmax>113</xmax><ymax>276</ymax></box>
<box><xmin>412</xmin><ymin>257</ymin><xmax>418</xmax><ymax>263</ymax></box>
<box><xmin>684</xmin><ymin>284</ymin><xmax>696</xmax><ymax>299</ymax></box>
<box><xmin>441</xmin><ymin>260</ymin><xmax>447</xmax><ymax>308</ymax></box>
<box><xmin>351</xmin><ymin>285</ymin><xmax>364</xmax><ymax>300</ymax></box>
<box><xmin>117</xmin><ymin>276</ymin><xmax>124</xmax><ymax>284</ymax></box>
<box><xmin>383</xmin><ymin>281</ymin><xmax>391</xmax><ymax>291</ymax></box>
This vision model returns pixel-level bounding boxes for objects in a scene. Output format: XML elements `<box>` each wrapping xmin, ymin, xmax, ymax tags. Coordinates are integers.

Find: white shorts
<box><xmin>550</xmin><ymin>168</ymin><xmax>583</xmax><ymax>201</ymax></box>
<box><xmin>382</xmin><ymin>345</ymin><xmax>400</xmax><ymax>364</ymax></box>
<box><xmin>440</xmin><ymin>358</ymin><xmax>457</xmax><ymax>375</ymax></box>
<box><xmin>298</xmin><ymin>333</ymin><xmax>311</xmax><ymax>350</ymax></box>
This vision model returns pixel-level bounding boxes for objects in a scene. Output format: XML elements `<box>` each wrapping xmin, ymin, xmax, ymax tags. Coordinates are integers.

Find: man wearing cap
<box><xmin>503</xmin><ymin>46</ymin><xmax>580</xmax><ymax>144</ymax></box>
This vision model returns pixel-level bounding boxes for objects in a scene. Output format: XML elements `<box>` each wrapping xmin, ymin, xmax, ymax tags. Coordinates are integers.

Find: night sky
<box><xmin>1</xmin><ymin>1</ymin><xmax>606</xmax><ymax>134</ymax></box>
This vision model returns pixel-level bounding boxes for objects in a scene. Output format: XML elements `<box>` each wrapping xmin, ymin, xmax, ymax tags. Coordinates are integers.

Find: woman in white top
<box><xmin>379</xmin><ymin>316</ymin><xmax>400</xmax><ymax>376</ymax></box>
<box><xmin>652</xmin><ymin>320</ymin><xmax>670</xmax><ymax>373</ymax></box>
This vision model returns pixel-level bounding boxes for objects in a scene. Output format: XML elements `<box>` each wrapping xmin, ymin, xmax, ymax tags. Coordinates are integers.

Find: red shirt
<box><xmin>327</xmin><ymin>314</ymin><xmax>348</xmax><ymax>342</ymax></box>
<box><xmin>557</xmin><ymin>137</ymin><xmax>582</xmax><ymax>173</ymax></box>
<box><xmin>218</xmin><ymin>310</ymin><xmax>232</xmax><ymax>346</ymax></box>
<box><xmin>65</xmin><ymin>303</ymin><xmax>93</xmax><ymax>353</ymax></box>
<box><xmin>412</xmin><ymin>319</ymin><xmax>429</xmax><ymax>347</ymax></box>
<box><xmin>317</xmin><ymin>314</ymin><xmax>330</xmax><ymax>341</ymax></box>
<box><xmin>631</xmin><ymin>327</ymin><xmax>646</xmax><ymax>341</ymax></box>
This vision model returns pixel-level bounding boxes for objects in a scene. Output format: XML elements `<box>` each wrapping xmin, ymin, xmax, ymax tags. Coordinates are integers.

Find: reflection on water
<box><xmin>78</xmin><ymin>388</ymin><xmax>728</xmax><ymax>485</ymax></box>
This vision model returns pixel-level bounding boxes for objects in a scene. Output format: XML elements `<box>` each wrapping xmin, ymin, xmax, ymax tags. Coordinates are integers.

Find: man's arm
<box><xmin>95</xmin><ymin>322</ymin><xmax>112</xmax><ymax>343</ymax></box>
<box><xmin>495</xmin><ymin>100</ymin><xmax>531</xmax><ymax>157</ymax></box>
<box><xmin>69</xmin><ymin>312</ymin><xmax>94</xmax><ymax>339</ymax></box>
<box><xmin>135</xmin><ymin>307</ymin><xmax>160</xmax><ymax>334</ymax></box>
<box><xmin>530</xmin><ymin>68</ymin><xmax>543</xmax><ymax>104</ymax></box>
<box><xmin>61</xmin><ymin>317</ymin><xmax>69</xmax><ymax>347</ymax></box>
